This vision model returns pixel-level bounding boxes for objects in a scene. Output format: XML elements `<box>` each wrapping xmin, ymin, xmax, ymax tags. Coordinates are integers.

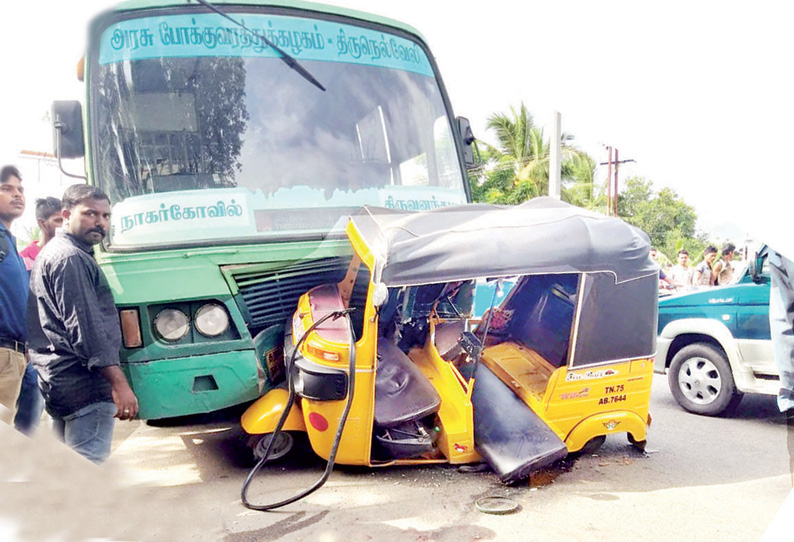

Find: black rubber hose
<box><xmin>241</xmin><ymin>308</ymin><xmax>357</xmax><ymax>511</ymax></box>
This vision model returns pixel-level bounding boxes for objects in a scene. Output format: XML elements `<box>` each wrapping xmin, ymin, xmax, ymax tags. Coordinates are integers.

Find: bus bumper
<box><xmin>123</xmin><ymin>350</ymin><xmax>261</xmax><ymax>420</ymax></box>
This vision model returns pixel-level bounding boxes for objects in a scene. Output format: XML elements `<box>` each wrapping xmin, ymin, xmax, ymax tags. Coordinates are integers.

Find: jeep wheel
<box><xmin>668</xmin><ymin>343</ymin><xmax>742</xmax><ymax>416</ymax></box>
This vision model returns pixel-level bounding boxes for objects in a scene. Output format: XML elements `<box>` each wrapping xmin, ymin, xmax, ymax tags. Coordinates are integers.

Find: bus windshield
<box><xmin>91</xmin><ymin>9</ymin><xmax>468</xmax><ymax>249</ymax></box>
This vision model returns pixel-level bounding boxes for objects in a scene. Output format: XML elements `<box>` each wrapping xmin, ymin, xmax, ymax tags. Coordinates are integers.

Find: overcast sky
<box><xmin>2</xmin><ymin>1</ymin><xmax>792</xmax><ymax>253</ymax></box>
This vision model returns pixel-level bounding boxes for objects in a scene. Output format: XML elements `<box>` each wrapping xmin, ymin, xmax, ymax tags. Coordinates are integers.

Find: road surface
<box><xmin>2</xmin><ymin>374</ymin><xmax>791</xmax><ymax>541</ymax></box>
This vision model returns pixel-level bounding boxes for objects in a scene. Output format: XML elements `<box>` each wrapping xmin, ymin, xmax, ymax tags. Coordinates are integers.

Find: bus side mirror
<box><xmin>457</xmin><ymin>116</ymin><xmax>476</xmax><ymax>168</ymax></box>
<box><xmin>52</xmin><ymin>101</ymin><xmax>85</xmax><ymax>159</ymax></box>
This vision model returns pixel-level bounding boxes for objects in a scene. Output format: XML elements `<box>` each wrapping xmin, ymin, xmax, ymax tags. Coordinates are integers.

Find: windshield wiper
<box><xmin>190</xmin><ymin>0</ymin><xmax>326</xmax><ymax>92</ymax></box>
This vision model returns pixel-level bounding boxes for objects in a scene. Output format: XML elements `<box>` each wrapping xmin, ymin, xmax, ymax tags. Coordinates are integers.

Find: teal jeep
<box><xmin>655</xmin><ymin>247</ymin><xmax>778</xmax><ymax>415</ymax></box>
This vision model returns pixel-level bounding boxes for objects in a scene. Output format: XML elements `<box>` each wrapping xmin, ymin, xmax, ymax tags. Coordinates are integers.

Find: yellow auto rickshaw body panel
<box><xmin>290</xmin><ymin>272</ymin><xmax>380</xmax><ymax>466</ymax></box>
<box><xmin>564</xmin><ymin>410</ymin><xmax>649</xmax><ymax>453</ymax></box>
<box><xmin>300</xmin><ymin>372</ymin><xmax>376</xmax><ymax>465</ymax></box>
<box><xmin>546</xmin><ymin>357</ymin><xmax>654</xmax><ymax>448</ymax></box>
<box><xmin>241</xmin><ymin>387</ymin><xmax>306</xmax><ymax>434</ymax></box>
<box><xmin>408</xmin><ymin>342</ymin><xmax>480</xmax><ymax>464</ymax></box>
<box><xmin>479</xmin><ymin>340</ymin><xmax>654</xmax><ymax>450</ymax></box>
<box><xmin>296</xmin><ymin>309</ymin><xmax>481</xmax><ymax>465</ymax></box>
<box><xmin>345</xmin><ymin>219</ymin><xmax>377</xmax><ymax>270</ymax></box>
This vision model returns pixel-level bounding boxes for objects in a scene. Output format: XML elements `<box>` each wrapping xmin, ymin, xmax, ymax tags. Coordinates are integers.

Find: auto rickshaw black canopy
<box><xmin>349</xmin><ymin>197</ymin><xmax>658</xmax><ymax>287</ymax></box>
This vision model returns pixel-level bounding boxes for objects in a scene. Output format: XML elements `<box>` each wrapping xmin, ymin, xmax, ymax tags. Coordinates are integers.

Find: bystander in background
<box><xmin>0</xmin><ymin>165</ymin><xmax>29</xmax><ymax>424</ymax></box>
<box><xmin>14</xmin><ymin>197</ymin><xmax>63</xmax><ymax>435</ymax></box>
<box><xmin>692</xmin><ymin>245</ymin><xmax>717</xmax><ymax>286</ymax></box>
<box><xmin>650</xmin><ymin>247</ymin><xmax>675</xmax><ymax>293</ymax></box>
<box><xmin>669</xmin><ymin>249</ymin><xmax>693</xmax><ymax>289</ymax></box>
<box><xmin>712</xmin><ymin>242</ymin><xmax>736</xmax><ymax>286</ymax></box>
<box><xmin>19</xmin><ymin>197</ymin><xmax>63</xmax><ymax>270</ymax></box>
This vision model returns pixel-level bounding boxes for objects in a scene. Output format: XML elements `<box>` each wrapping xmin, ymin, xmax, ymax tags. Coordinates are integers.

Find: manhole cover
<box><xmin>475</xmin><ymin>496</ymin><xmax>519</xmax><ymax>515</ymax></box>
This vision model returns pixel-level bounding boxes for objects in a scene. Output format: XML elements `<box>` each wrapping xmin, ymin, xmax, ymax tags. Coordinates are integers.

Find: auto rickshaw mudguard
<box><xmin>241</xmin><ymin>388</ymin><xmax>306</xmax><ymax>435</ymax></box>
<box><xmin>564</xmin><ymin>410</ymin><xmax>647</xmax><ymax>453</ymax></box>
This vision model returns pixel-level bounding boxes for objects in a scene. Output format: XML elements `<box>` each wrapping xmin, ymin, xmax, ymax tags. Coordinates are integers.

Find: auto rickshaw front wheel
<box><xmin>247</xmin><ymin>431</ymin><xmax>301</xmax><ymax>463</ymax></box>
<box><xmin>668</xmin><ymin>343</ymin><xmax>743</xmax><ymax>416</ymax></box>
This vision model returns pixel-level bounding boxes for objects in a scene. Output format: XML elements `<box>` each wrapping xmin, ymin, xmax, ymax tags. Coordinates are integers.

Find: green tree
<box><xmin>618</xmin><ymin>176</ymin><xmax>707</xmax><ymax>261</ymax></box>
<box><xmin>561</xmin><ymin>152</ymin><xmax>598</xmax><ymax>209</ymax></box>
<box><xmin>470</xmin><ymin>103</ymin><xmax>595</xmax><ymax>206</ymax></box>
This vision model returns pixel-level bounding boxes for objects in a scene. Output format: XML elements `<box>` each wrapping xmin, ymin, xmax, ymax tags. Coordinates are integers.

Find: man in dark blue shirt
<box><xmin>0</xmin><ymin>165</ymin><xmax>28</xmax><ymax>425</ymax></box>
<box><xmin>28</xmin><ymin>184</ymin><xmax>138</xmax><ymax>463</ymax></box>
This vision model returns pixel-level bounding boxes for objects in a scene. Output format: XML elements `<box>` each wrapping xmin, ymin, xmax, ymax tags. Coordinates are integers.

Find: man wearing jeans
<box><xmin>768</xmin><ymin>247</ymin><xmax>794</xmax><ymax>486</ymax></box>
<box><xmin>27</xmin><ymin>184</ymin><xmax>137</xmax><ymax>463</ymax></box>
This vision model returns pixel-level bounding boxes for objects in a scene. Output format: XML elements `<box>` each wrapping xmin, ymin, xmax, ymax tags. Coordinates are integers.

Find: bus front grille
<box><xmin>227</xmin><ymin>257</ymin><xmax>348</xmax><ymax>335</ymax></box>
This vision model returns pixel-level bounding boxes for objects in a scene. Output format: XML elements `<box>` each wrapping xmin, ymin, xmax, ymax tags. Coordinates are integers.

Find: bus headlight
<box><xmin>195</xmin><ymin>303</ymin><xmax>230</xmax><ymax>337</ymax></box>
<box><xmin>153</xmin><ymin>309</ymin><xmax>190</xmax><ymax>342</ymax></box>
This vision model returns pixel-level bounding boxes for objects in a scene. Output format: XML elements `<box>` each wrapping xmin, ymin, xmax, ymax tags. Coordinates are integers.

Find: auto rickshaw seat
<box><xmin>509</xmin><ymin>286</ymin><xmax>574</xmax><ymax>368</ymax></box>
<box><xmin>375</xmin><ymin>338</ymin><xmax>441</xmax><ymax>428</ymax></box>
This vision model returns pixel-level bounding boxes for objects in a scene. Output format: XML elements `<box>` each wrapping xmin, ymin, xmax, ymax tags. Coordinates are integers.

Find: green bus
<box><xmin>52</xmin><ymin>0</ymin><xmax>474</xmax><ymax>420</ymax></box>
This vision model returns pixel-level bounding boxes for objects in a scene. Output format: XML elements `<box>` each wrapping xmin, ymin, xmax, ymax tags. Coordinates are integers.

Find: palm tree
<box><xmin>472</xmin><ymin>102</ymin><xmax>596</xmax><ymax>207</ymax></box>
<box><xmin>561</xmin><ymin>152</ymin><xmax>598</xmax><ymax>208</ymax></box>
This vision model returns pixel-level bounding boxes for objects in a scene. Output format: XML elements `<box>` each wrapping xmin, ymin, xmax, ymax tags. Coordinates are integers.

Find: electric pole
<box><xmin>600</xmin><ymin>146</ymin><xmax>635</xmax><ymax>217</ymax></box>
<box><xmin>549</xmin><ymin>111</ymin><xmax>562</xmax><ymax>200</ymax></box>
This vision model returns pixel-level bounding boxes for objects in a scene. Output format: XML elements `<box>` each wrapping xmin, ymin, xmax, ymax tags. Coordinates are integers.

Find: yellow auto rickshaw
<box><xmin>240</xmin><ymin>198</ymin><xmax>658</xmax><ymax>507</ymax></box>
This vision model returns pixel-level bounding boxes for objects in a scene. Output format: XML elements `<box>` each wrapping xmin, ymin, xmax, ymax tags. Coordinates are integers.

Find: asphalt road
<box><xmin>3</xmin><ymin>374</ymin><xmax>791</xmax><ymax>541</ymax></box>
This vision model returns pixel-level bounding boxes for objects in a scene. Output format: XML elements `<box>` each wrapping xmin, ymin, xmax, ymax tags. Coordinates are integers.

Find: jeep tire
<box><xmin>668</xmin><ymin>343</ymin><xmax>742</xmax><ymax>416</ymax></box>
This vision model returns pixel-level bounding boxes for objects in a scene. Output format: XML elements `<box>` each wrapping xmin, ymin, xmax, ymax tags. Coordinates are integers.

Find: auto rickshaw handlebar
<box><xmin>331</xmin><ymin>307</ymin><xmax>357</xmax><ymax>320</ymax></box>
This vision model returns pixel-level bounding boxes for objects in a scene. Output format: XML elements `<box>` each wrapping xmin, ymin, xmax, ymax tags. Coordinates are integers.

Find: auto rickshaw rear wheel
<box><xmin>627</xmin><ymin>432</ymin><xmax>646</xmax><ymax>452</ymax></box>
<box><xmin>579</xmin><ymin>435</ymin><xmax>606</xmax><ymax>454</ymax></box>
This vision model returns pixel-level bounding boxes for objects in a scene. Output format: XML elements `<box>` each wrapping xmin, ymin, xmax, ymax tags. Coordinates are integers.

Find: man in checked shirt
<box><xmin>27</xmin><ymin>184</ymin><xmax>137</xmax><ymax>463</ymax></box>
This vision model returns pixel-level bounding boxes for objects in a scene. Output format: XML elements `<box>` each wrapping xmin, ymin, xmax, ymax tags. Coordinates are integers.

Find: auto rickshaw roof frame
<box><xmin>346</xmin><ymin>197</ymin><xmax>659</xmax><ymax>289</ymax></box>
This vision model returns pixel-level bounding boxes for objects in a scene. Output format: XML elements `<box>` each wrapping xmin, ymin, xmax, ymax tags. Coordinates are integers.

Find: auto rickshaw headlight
<box><xmin>153</xmin><ymin>309</ymin><xmax>190</xmax><ymax>342</ymax></box>
<box><xmin>194</xmin><ymin>303</ymin><xmax>230</xmax><ymax>337</ymax></box>
<box><xmin>305</xmin><ymin>341</ymin><xmax>342</xmax><ymax>362</ymax></box>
